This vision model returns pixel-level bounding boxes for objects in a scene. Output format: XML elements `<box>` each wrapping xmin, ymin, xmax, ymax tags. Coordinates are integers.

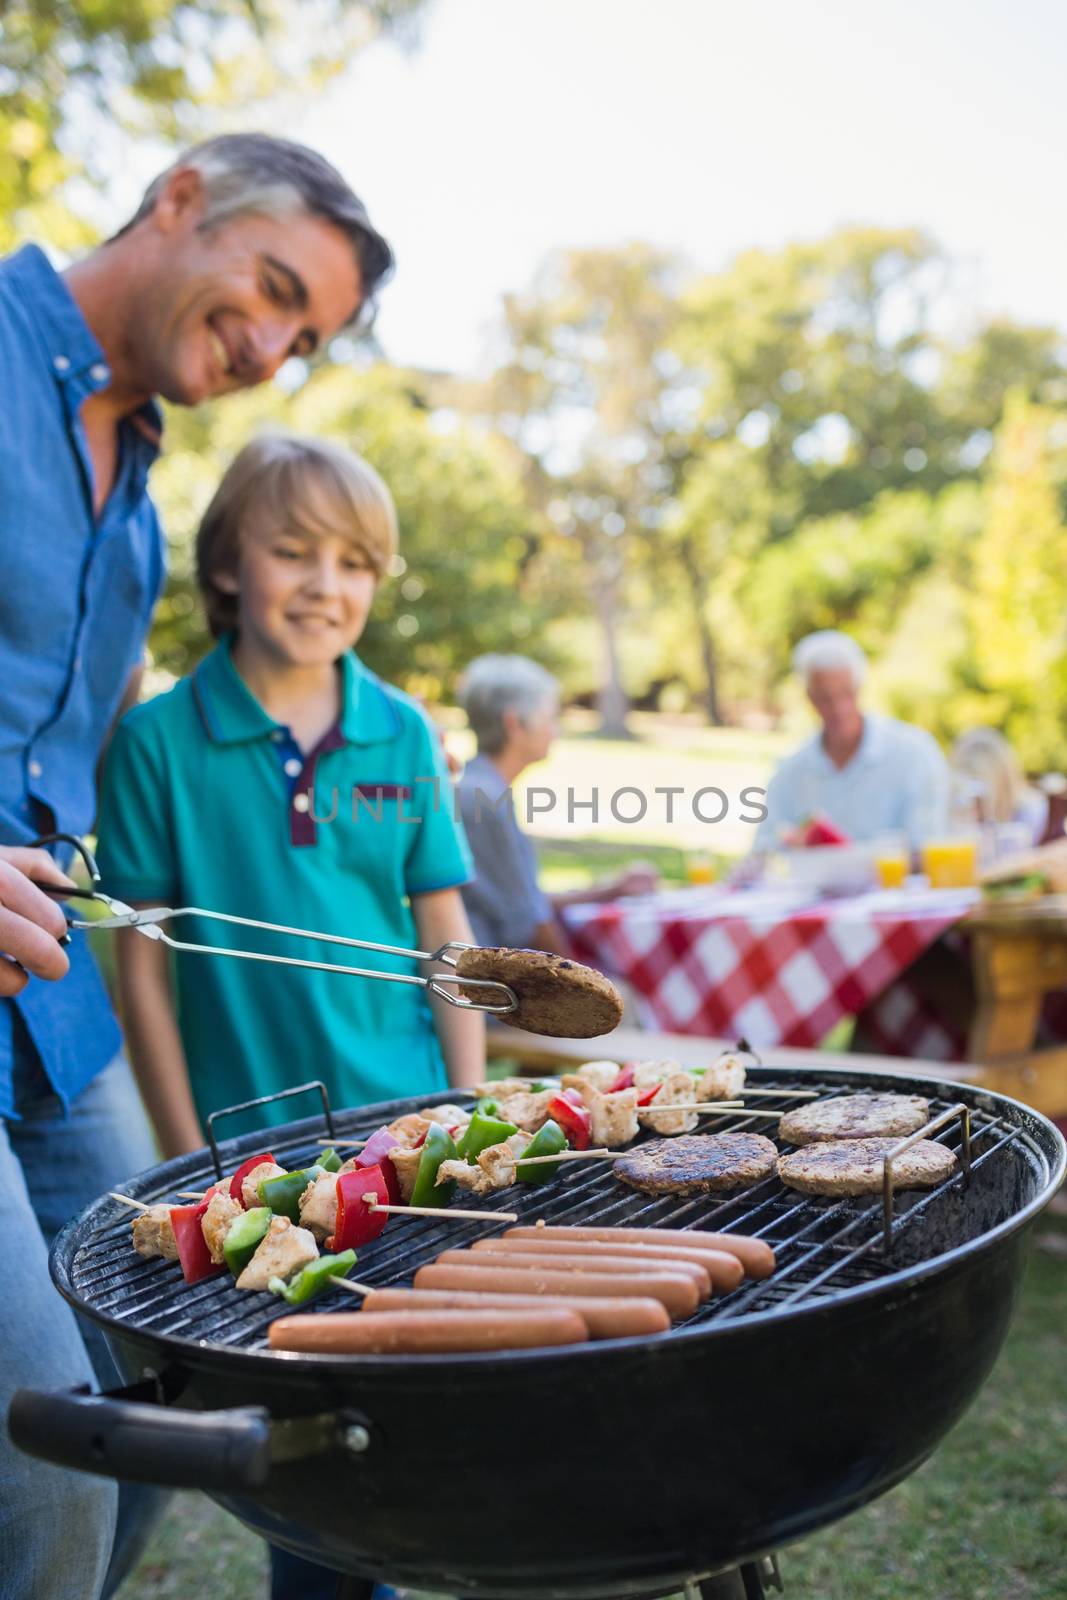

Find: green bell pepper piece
<box><xmin>516</xmin><ymin>1118</ymin><xmax>567</xmax><ymax>1183</ymax></box>
<box><xmin>268</xmin><ymin>1250</ymin><xmax>357</xmax><ymax>1306</ymax></box>
<box><xmin>409</xmin><ymin>1123</ymin><xmax>458</xmax><ymax>1208</ymax></box>
<box><xmin>222</xmin><ymin>1206</ymin><xmax>272</xmax><ymax>1276</ymax></box>
<box><xmin>258</xmin><ymin>1165</ymin><xmax>322</xmax><ymax>1224</ymax></box>
<box><xmin>455</xmin><ymin>1109</ymin><xmax>518</xmax><ymax>1164</ymax></box>
<box><xmin>315</xmin><ymin>1148</ymin><xmax>343</xmax><ymax>1173</ymax></box>
<box><xmin>476</xmin><ymin>1097</ymin><xmax>499</xmax><ymax>1117</ymax></box>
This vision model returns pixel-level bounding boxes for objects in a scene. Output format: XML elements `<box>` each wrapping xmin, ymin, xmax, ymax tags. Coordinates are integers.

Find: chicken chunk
<box><xmin>639</xmin><ymin>1070</ymin><xmax>699</xmax><ymax>1135</ymax></box>
<box><xmin>476</xmin><ymin>1141</ymin><xmax>519</xmax><ymax>1190</ymax></box>
<box><xmin>506</xmin><ymin>1131</ymin><xmax>533</xmax><ymax>1158</ymax></box>
<box><xmin>696</xmin><ymin>1053</ymin><xmax>747</xmax><ymax>1102</ymax></box>
<box><xmin>201</xmin><ymin>1190</ymin><xmax>243</xmax><ymax>1265</ymax></box>
<box><xmin>389</xmin><ymin>1145</ymin><xmax>423</xmax><ymax>1203</ymax></box>
<box><xmin>561</xmin><ymin>1061</ymin><xmax>620</xmax><ymax>1097</ymax></box>
<box><xmin>632</xmin><ymin>1059</ymin><xmax>682</xmax><ymax>1093</ymax></box>
<box><xmin>241</xmin><ymin>1160</ymin><xmax>286</xmax><ymax>1209</ymax></box>
<box><xmin>298</xmin><ymin>1170</ymin><xmax>340</xmax><ymax>1243</ymax></box>
<box><xmin>131</xmin><ymin>1205</ymin><xmax>179</xmax><ymax>1262</ymax></box>
<box><xmin>474</xmin><ymin>1078</ymin><xmax>528</xmax><ymax>1100</ymax></box>
<box><xmin>435</xmin><ymin>1158</ymin><xmax>490</xmax><ymax>1195</ymax></box>
<box><xmin>236</xmin><ymin>1215</ymin><xmax>319</xmax><ymax>1291</ymax></box>
<box><xmin>495</xmin><ymin>1089</ymin><xmax>555</xmax><ymax>1134</ymax></box>
<box><xmin>386</xmin><ymin>1113</ymin><xmax>433</xmax><ymax>1148</ymax></box>
<box><xmin>587</xmin><ymin>1086</ymin><xmax>639</xmax><ymax>1148</ymax></box>
<box><xmin>418</xmin><ymin>1103</ymin><xmax>471</xmax><ymax>1130</ymax></box>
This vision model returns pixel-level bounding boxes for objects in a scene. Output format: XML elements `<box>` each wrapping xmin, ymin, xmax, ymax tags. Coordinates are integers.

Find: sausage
<box><xmin>362</xmin><ymin>1287</ymin><xmax>671</xmax><ymax>1339</ymax></box>
<box><xmin>504</xmin><ymin>1224</ymin><xmax>775</xmax><ymax>1280</ymax></box>
<box><xmin>472</xmin><ymin>1235</ymin><xmax>743</xmax><ymax>1293</ymax></box>
<box><xmin>436</xmin><ymin>1247</ymin><xmax>712</xmax><ymax>1300</ymax></box>
<box><xmin>267</xmin><ymin>1307</ymin><xmax>588</xmax><ymax>1354</ymax></box>
<box><xmin>414</xmin><ymin>1261</ymin><xmax>700</xmax><ymax>1319</ymax></box>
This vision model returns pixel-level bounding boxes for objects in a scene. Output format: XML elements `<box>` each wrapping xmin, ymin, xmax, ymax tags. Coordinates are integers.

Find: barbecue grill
<box><xmin>11</xmin><ymin>1065</ymin><xmax>1065</xmax><ymax>1599</ymax></box>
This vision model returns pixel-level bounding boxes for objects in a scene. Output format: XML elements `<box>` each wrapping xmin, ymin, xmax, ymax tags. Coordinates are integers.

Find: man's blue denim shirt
<box><xmin>0</xmin><ymin>245</ymin><xmax>166</xmax><ymax>1116</ymax></box>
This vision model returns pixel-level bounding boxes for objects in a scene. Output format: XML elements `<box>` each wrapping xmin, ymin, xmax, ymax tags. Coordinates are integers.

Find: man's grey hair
<box><xmin>792</xmin><ymin>630</ymin><xmax>868</xmax><ymax>690</ymax></box>
<box><xmin>113</xmin><ymin>133</ymin><xmax>394</xmax><ymax>323</ymax></box>
<box><xmin>460</xmin><ymin>655</ymin><xmax>560</xmax><ymax>755</ymax></box>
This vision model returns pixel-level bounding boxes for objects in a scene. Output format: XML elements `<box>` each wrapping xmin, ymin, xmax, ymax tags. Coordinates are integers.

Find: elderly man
<box><xmin>457</xmin><ymin>655</ymin><xmax>656</xmax><ymax>954</ymax></box>
<box><xmin>754</xmin><ymin>630</ymin><xmax>949</xmax><ymax>850</ymax></box>
<box><xmin>0</xmin><ymin>134</ymin><xmax>391</xmax><ymax>1600</ymax></box>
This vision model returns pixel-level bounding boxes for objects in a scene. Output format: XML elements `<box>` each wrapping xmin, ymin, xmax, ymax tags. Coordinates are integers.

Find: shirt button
<box><xmin>284</xmin><ymin>757</ymin><xmax>302</xmax><ymax>778</ymax></box>
<box><xmin>28</xmin><ymin>760</ymin><xmax>42</xmax><ymax>778</ymax></box>
<box><xmin>90</xmin><ymin>363</ymin><xmax>110</xmax><ymax>383</ymax></box>
<box><xmin>292</xmin><ymin>793</ymin><xmax>311</xmax><ymax>814</ymax></box>
<box><xmin>271</xmin><ymin>730</ymin><xmax>285</xmax><ymax>743</ymax></box>
<box><xmin>53</xmin><ymin>355</ymin><xmax>70</xmax><ymax>373</ymax></box>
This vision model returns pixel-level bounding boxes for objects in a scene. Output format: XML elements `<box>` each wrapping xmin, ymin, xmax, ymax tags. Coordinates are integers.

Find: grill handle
<box><xmin>8</xmin><ymin>1381</ymin><xmax>272</xmax><ymax>1490</ymax></box>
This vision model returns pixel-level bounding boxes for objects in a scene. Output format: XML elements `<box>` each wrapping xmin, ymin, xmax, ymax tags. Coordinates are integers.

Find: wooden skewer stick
<box><xmin>331</xmin><ymin>1277</ymin><xmax>376</xmax><ymax>1296</ymax></box>
<box><xmin>329</xmin><ymin>1139</ymin><xmax>368</xmax><ymax>1149</ymax></box>
<box><xmin>735</xmin><ymin>1087</ymin><xmax>820</xmax><ymax>1099</ymax></box>
<box><xmin>363</xmin><ymin>1197</ymin><xmax>519</xmax><ymax>1224</ymax></box>
<box><xmin>175</xmin><ymin>1189</ymin><xmax>210</xmax><ymax>1200</ymax></box>
<box><xmin>109</xmin><ymin>1191</ymin><xmax>151</xmax><ymax>1211</ymax></box>
<box><xmin>640</xmin><ymin>1101</ymin><xmax>745</xmax><ymax>1113</ymax></box>
<box><xmin>516</xmin><ymin>1147</ymin><xmax>613</xmax><ymax>1164</ymax></box>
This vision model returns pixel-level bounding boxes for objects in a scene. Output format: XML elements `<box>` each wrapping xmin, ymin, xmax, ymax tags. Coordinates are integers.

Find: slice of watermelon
<box><xmin>799</xmin><ymin>814</ymin><xmax>850</xmax><ymax>847</ymax></box>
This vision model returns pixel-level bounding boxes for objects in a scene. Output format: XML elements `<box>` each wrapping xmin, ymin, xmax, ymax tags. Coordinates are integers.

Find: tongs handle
<box><xmin>29</xmin><ymin>836</ymin><xmax>516</xmax><ymax>1015</ymax></box>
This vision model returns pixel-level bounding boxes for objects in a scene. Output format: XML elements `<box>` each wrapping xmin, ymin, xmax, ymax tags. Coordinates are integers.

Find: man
<box><xmin>457</xmin><ymin>655</ymin><xmax>656</xmax><ymax>953</ymax></box>
<box><xmin>0</xmin><ymin>133</ymin><xmax>392</xmax><ymax>1600</ymax></box>
<box><xmin>754</xmin><ymin>630</ymin><xmax>949</xmax><ymax>850</ymax></box>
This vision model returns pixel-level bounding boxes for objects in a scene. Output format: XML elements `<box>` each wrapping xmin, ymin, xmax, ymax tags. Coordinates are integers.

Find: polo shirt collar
<box><xmin>192</xmin><ymin>637</ymin><xmax>403</xmax><ymax>747</ymax></box>
<box><xmin>12</xmin><ymin>244</ymin><xmax>165</xmax><ymax>450</ymax></box>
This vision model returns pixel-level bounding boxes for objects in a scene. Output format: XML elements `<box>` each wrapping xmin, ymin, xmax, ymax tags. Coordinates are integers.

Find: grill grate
<box><xmin>66</xmin><ymin>1069</ymin><xmax>1054</xmax><ymax>1355</ymax></box>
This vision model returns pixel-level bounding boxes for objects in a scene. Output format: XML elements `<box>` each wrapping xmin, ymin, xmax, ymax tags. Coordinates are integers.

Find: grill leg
<box><xmin>692</xmin><ymin>1555</ymin><xmax>784</xmax><ymax>1600</ymax></box>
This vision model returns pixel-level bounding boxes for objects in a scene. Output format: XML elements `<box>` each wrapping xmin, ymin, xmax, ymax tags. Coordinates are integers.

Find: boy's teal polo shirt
<box><xmin>96</xmin><ymin>639</ymin><xmax>473</xmax><ymax>1133</ymax></box>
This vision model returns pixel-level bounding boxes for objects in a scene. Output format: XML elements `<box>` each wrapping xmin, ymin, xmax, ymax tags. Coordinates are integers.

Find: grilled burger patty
<box><xmin>614</xmin><ymin>1133</ymin><xmax>779</xmax><ymax>1195</ymax></box>
<box><xmin>778</xmin><ymin>1093</ymin><xmax>930</xmax><ymax>1146</ymax></box>
<box><xmin>455</xmin><ymin>947</ymin><xmax>624</xmax><ymax>1038</ymax></box>
<box><xmin>777</xmin><ymin>1136</ymin><xmax>957</xmax><ymax>1196</ymax></box>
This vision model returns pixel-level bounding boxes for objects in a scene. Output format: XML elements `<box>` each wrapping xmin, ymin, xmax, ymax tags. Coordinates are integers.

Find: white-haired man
<box><xmin>457</xmin><ymin>656</ymin><xmax>656</xmax><ymax>953</ymax></box>
<box><xmin>0</xmin><ymin>134</ymin><xmax>392</xmax><ymax>1600</ymax></box>
<box><xmin>754</xmin><ymin>630</ymin><xmax>949</xmax><ymax>850</ymax></box>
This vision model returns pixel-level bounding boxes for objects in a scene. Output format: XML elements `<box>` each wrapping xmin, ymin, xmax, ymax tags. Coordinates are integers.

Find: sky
<box><xmin>281</xmin><ymin>0</ymin><xmax>1067</xmax><ymax>375</ymax></box>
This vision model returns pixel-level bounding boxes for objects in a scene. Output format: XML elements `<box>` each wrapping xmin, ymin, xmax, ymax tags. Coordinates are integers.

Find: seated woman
<box><xmin>951</xmin><ymin>727</ymin><xmax>1049</xmax><ymax>845</ymax></box>
<box><xmin>457</xmin><ymin>654</ymin><xmax>656</xmax><ymax>954</ymax></box>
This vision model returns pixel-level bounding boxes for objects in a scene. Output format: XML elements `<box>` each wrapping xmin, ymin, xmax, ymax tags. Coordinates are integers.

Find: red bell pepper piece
<box><xmin>560</xmin><ymin>1086</ymin><xmax>585</xmax><ymax>1107</ymax></box>
<box><xmin>637</xmin><ymin>1083</ymin><xmax>662</xmax><ymax>1107</ymax></box>
<box><xmin>228</xmin><ymin>1152</ymin><xmax>277</xmax><ymax>1208</ymax></box>
<box><xmin>609</xmin><ymin>1065</ymin><xmax>636</xmax><ymax>1093</ymax></box>
<box><xmin>546</xmin><ymin>1094</ymin><xmax>592</xmax><ymax>1150</ymax></box>
<box><xmin>352</xmin><ymin>1127</ymin><xmax>402</xmax><ymax>1206</ymax></box>
<box><xmin>329</xmin><ymin>1165</ymin><xmax>391</xmax><ymax>1252</ymax></box>
<box><xmin>799</xmin><ymin>813</ymin><xmax>850</xmax><ymax>847</ymax></box>
<box><xmin>169</xmin><ymin>1201</ymin><xmax>225</xmax><ymax>1285</ymax></box>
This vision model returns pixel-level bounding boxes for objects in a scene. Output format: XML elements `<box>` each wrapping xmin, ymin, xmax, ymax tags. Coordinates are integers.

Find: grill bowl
<box><xmin>21</xmin><ymin>1066</ymin><xmax>1067</xmax><ymax>1596</ymax></box>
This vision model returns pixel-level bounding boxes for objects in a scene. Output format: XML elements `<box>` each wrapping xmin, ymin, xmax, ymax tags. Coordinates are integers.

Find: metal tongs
<box><xmin>31</xmin><ymin>834</ymin><xmax>517</xmax><ymax>1016</ymax></box>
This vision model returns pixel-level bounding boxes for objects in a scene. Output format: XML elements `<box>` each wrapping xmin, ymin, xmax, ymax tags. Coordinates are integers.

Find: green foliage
<box><xmin>148</xmin><ymin>363</ymin><xmax>548</xmax><ymax>699</ymax></box>
<box><xmin>0</xmin><ymin>0</ymin><xmax>427</xmax><ymax>248</ymax></box>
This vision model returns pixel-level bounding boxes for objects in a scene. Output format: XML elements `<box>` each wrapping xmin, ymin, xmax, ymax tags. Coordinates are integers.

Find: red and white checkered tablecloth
<box><xmin>562</xmin><ymin>885</ymin><xmax>981</xmax><ymax>1057</ymax></box>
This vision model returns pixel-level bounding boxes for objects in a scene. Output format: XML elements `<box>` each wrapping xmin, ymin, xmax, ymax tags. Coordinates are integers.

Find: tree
<box><xmin>957</xmin><ymin>392</ymin><xmax>1067</xmax><ymax>767</ymax></box>
<box><xmin>0</xmin><ymin>0</ymin><xmax>427</xmax><ymax>248</ymax></box>
<box><xmin>476</xmin><ymin>244</ymin><xmax>685</xmax><ymax>735</ymax></box>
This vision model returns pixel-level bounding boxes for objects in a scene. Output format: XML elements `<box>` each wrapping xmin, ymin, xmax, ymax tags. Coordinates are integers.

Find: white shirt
<box><xmin>754</xmin><ymin>714</ymin><xmax>950</xmax><ymax>850</ymax></box>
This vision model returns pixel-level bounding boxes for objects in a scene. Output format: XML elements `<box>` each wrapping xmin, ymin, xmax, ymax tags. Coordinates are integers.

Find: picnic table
<box><xmin>562</xmin><ymin>884</ymin><xmax>1067</xmax><ymax>1118</ymax></box>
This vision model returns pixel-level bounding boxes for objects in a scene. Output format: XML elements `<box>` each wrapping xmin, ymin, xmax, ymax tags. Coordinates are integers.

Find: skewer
<box><xmin>735</xmin><ymin>1087</ymin><xmax>820</xmax><ymax>1100</ymax></box>
<box><xmin>175</xmin><ymin>1189</ymin><xmax>210</xmax><ymax>1200</ymax></box>
<box><xmin>363</xmin><ymin>1198</ymin><xmax>519</xmax><ymax>1223</ymax></box>
<box><xmin>515</xmin><ymin>1148</ymin><xmax>613</xmax><ymax>1165</ymax></box>
<box><xmin>109</xmin><ymin>1191</ymin><xmax>151</xmax><ymax>1211</ymax></box>
<box><xmin>329</xmin><ymin>1139</ymin><xmax>368</xmax><ymax>1149</ymax></box>
<box><xmin>330</xmin><ymin>1276</ymin><xmax>376</xmax><ymax>1296</ymax></box>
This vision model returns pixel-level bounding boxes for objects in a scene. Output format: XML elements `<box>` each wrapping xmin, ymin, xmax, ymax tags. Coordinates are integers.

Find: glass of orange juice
<box><xmin>921</xmin><ymin>836</ymin><xmax>979</xmax><ymax>889</ymax></box>
<box><xmin>686</xmin><ymin>852</ymin><xmax>716</xmax><ymax>886</ymax></box>
<box><xmin>873</xmin><ymin>833</ymin><xmax>908</xmax><ymax>890</ymax></box>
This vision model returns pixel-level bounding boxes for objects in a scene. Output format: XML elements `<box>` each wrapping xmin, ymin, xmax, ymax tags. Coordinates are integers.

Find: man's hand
<box><xmin>0</xmin><ymin>847</ymin><xmax>75</xmax><ymax>997</ymax></box>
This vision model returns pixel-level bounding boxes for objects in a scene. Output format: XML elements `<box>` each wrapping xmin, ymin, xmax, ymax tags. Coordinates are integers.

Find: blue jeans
<box><xmin>0</xmin><ymin>1051</ymin><xmax>166</xmax><ymax>1600</ymax></box>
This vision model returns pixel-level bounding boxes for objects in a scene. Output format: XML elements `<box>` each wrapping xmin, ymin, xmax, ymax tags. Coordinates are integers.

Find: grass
<box><xmin>117</xmin><ymin>1220</ymin><xmax>1067</xmax><ymax>1600</ymax></box>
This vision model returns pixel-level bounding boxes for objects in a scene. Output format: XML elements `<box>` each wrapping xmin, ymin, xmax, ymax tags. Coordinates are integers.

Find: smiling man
<box><xmin>0</xmin><ymin>135</ymin><xmax>392</xmax><ymax>1600</ymax></box>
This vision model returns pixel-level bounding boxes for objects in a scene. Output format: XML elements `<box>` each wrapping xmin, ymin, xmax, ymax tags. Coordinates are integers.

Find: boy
<box><xmin>97</xmin><ymin>432</ymin><xmax>484</xmax><ymax>1154</ymax></box>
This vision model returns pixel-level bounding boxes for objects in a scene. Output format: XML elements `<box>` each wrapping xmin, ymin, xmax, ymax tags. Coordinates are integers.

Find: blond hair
<box><xmin>951</xmin><ymin>728</ymin><xmax>1027</xmax><ymax>825</ymax></box>
<box><xmin>196</xmin><ymin>432</ymin><xmax>398</xmax><ymax>638</ymax></box>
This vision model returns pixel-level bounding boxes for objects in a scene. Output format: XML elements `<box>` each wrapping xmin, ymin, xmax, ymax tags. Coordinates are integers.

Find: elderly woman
<box><xmin>951</xmin><ymin>728</ymin><xmax>1049</xmax><ymax>844</ymax></box>
<box><xmin>457</xmin><ymin>655</ymin><xmax>656</xmax><ymax>954</ymax></box>
<box><xmin>754</xmin><ymin>630</ymin><xmax>949</xmax><ymax>850</ymax></box>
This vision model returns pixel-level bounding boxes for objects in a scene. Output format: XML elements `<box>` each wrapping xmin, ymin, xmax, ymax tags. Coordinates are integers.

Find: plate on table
<box><xmin>774</xmin><ymin>844</ymin><xmax>877</xmax><ymax>897</ymax></box>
